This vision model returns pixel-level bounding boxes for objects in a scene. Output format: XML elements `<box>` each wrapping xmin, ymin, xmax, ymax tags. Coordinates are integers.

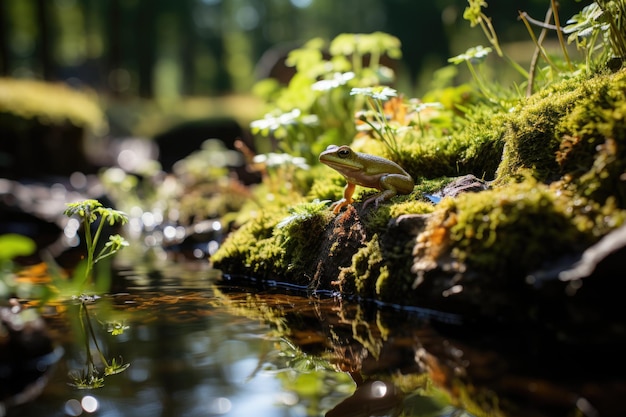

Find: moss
<box><xmin>211</xmin><ymin>201</ymin><xmax>334</xmax><ymax>282</ymax></box>
<box><xmin>211</xmin><ymin>208</ymin><xmax>285</xmax><ymax>277</ymax></box>
<box><xmin>274</xmin><ymin>200</ymin><xmax>335</xmax><ymax>276</ymax></box>
<box><xmin>213</xmin><ymin>60</ymin><xmax>626</xmax><ymax>309</ymax></box>
<box><xmin>555</xmin><ymin>70</ymin><xmax>626</xmax><ymax>207</ymax></box>
<box><xmin>495</xmin><ymin>72</ymin><xmax>609</xmax><ymax>183</ymax></box>
<box><xmin>0</xmin><ymin>77</ymin><xmax>105</xmax><ymax>131</ymax></box>
<box><xmin>345</xmin><ymin>234</ymin><xmax>384</xmax><ymax>297</ymax></box>
<box><xmin>395</xmin><ymin>105</ymin><xmax>507</xmax><ymax>181</ymax></box>
<box><xmin>415</xmin><ymin>180</ymin><xmax>589</xmax><ymax>278</ymax></box>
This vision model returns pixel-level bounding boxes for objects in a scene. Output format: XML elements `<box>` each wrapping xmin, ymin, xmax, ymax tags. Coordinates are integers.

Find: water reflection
<box><xmin>8</xmin><ymin>265</ymin><xmax>625</xmax><ymax>417</ymax></box>
<box><xmin>11</xmin><ymin>285</ymin><xmax>355</xmax><ymax>416</ymax></box>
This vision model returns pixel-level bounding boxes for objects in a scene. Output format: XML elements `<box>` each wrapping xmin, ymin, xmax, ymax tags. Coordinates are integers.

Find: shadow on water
<box><xmin>6</xmin><ymin>261</ymin><xmax>626</xmax><ymax>417</ymax></box>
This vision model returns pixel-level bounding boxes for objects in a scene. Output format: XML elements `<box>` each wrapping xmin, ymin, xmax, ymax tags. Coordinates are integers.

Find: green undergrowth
<box><xmin>212</xmin><ymin>201</ymin><xmax>334</xmax><ymax>282</ymax></box>
<box><xmin>213</xmin><ymin>67</ymin><xmax>626</xmax><ymax>302</ymax></box>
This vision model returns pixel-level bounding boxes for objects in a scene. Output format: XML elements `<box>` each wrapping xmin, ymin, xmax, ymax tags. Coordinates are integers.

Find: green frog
<box><xmin>319</xmin><ymin>145</ymin><xmax>414</xmax><ymax>214</ymax></box>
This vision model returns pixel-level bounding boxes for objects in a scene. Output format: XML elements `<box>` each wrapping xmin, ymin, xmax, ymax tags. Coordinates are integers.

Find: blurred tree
<box><xmin>0</xmin><ymin>0</ymin><xmax>593</xmax><ymax>98</ymax></box>
<box><xmin>35</xmin><ymin>0</ymin><xmax>54</xmax><ymax>80</ymax></box>
<box><xmin>0</xmin><ymin>0</ymin><xmax>8</xmax><ymax>75</ymax></box>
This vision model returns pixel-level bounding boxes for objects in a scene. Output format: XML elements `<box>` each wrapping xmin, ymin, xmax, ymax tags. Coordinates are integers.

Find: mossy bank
<box><xmin>211</xmin><ymin>69</ymin><xmax>626</xmax><ymax>324</ymax></box>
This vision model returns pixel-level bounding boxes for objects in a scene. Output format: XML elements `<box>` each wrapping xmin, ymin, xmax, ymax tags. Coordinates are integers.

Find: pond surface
<box><xmin>5</xmin><ymin>259</ymin><xmax>624</xmax><ymax>417</ymax></box>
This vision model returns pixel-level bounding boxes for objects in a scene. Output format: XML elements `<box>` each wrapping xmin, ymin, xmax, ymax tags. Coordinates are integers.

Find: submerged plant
<box><xmin>64</xmin><ymin>199</ymin><xmax>129</xmax><ymax>286</ymax></box>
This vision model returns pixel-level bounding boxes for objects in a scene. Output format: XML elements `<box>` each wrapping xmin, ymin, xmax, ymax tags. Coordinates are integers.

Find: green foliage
<box><xmin>251</xmin><ymin>32</ymin><xmax>403</xmax><ymax>164</ymax></box>
<box><xmin>64</xmin><ymin>199</ymin><xmax>129</xmax><ymax>286</ymax></box>
<box><xmin>563</xmin><ymin>2</ymin><xmax>611</xmax><ymax>69</ymax></box>
<box><xmin>461</xmin><ymin>0</ymin><xmax>528</xmax><ymax>79</ymax></box>
<box><xmin>351</xmin><ymin>86</ymin><xmax>402</xmax><ymax>158</ymax></box>
<box><xmin>0</xmin><ymin>234</ymin><xmax>36</xmax><ymax>262</ymax></box>
<box><xmin>495</xmin><ymin>73</ymin><xmax>595</xmax><ymax>183</ymax></box>
<box><xmin>595</xmin><ymin>0</ymin><xmax>626</xmax><ymax>58</ymax></box>
<box><xmin>0</xmin><ymin>78</ymin><xmax>105</xmax><ymax>132</ymax></box>
<box><xmin>0</xmin><ymin>234</ymin><xmax>38</xmax><ymax>300</ymax></box>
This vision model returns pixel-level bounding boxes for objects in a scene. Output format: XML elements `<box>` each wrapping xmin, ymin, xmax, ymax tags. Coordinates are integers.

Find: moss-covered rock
<box><xmin>212</xmin><ymin>69</ymin><xmax>626</xmax><ymax>322</ymax></box>
<box><xmin>0</xmin><ymin>78</ymin><xmax>106</xmax><ymax>178</ymax></box>
<box><xmin>0</xmin><ymin>78</ymin><xmax>105</xmax><ymax>130</ymax></box>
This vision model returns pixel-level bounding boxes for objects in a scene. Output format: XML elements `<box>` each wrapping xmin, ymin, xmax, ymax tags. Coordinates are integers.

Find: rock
<box><xmin>558</xmin><ymin>223</ymin><xmax>626</xmax><ymax>281</ymax></box>
<box><xmin>435</xmin><ymin>174</ymin><xmax>490</xmax><ymax>198</ymax></box>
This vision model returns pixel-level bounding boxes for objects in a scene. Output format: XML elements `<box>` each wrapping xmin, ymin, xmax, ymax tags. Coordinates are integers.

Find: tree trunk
<box><xmin>35</xmin><ymin>0</ymin><xmax>54</xmax><ymax>80</ymax></box>
<box><xmin>0</xmin><ymin>0</ymin><xmax>9</xmax><ymax>75</ymax></box>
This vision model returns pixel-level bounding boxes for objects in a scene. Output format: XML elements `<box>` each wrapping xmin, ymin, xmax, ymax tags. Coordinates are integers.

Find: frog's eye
<box><xmin>338</xmin><ymin>148</ymin><xmax>351</xmax><ymax>158</ymax></box>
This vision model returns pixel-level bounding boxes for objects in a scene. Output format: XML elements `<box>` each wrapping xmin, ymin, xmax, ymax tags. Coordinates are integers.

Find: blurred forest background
<box><xmin>0</xmin><ymin>0</ymin><xmax>587</xmax><ymax>98</ymax></box>
<box><xmin>0</xmin><ymin>0</ymin><xmax>593</xmax><ymax>185</ymax></box>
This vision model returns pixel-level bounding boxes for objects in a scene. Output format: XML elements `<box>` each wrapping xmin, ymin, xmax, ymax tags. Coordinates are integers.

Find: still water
<box><xmin>6</xmin><ymin>258</ymin><xmax>623</xmax><ymax>417</ymax></box>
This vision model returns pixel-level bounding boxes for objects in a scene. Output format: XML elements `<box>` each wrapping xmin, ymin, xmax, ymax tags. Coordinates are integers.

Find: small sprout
<box><xmin>350</xmin><ymin>86</ymin><xmax>401</xmax><ymax>157</ymax></box>
<box><xmin>74</xmin><ymin>294</ymin><xmax>101</xmax><ymax>303</ymax></box>
<box><xmin>463</xmin><ymin>0</ymin><xmax>487</xmax><ymax>28</ymax></box>
<box><xmin>64</xmin><ymin>200</ymin><xmax>129</xmax><ymax>286</ymax></box>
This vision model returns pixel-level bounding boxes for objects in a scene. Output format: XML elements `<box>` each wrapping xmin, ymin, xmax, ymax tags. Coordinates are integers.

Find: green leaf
<box><xmin>0</xmin><ymin>234</ymin><xmax>36</xmax><ymax>261</ymax></box>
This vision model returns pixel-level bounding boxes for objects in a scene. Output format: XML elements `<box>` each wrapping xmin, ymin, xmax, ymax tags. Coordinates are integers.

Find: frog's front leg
<box><xmin>330</xmin><ymin>182</ymin><xmax>356</xmax><ymax>214</ymax></box>
<box><xmin>362</xmin><ymin>173</ymin><xmax>409</xmax><ymax>209</ymax></box>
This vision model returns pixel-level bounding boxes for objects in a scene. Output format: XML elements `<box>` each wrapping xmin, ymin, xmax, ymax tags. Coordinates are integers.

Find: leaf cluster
<box><xmin>251</xmin><ymin>32</ymin><xmax>403</xmax><ymax>165</ymax></box>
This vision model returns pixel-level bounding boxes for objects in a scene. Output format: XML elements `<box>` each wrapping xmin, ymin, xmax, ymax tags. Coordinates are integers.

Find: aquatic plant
<box><xmin>64</xmin><ymin>199</ymin><xmax>129</xmax><ymax>286</ymax></box>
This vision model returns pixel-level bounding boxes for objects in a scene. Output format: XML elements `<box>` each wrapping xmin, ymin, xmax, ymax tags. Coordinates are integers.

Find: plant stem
<box><xmin>519</xmin><ymin>11</ymin><xmax>559</xmax><ymax>72</ymax></box>
<box><xmin>82</xmin><ymin>216</ymin><xmax>95</xmax><ymax>284</ymax></box>
<box><xmin>526</xmin><ymin>8</ymin><xmax>553</xmax><ymax>96</ymax></box>
<box><xmin>551</xmin><ymin>0</ymin><xmax>573</xmax><ymax>70</ymax></box>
